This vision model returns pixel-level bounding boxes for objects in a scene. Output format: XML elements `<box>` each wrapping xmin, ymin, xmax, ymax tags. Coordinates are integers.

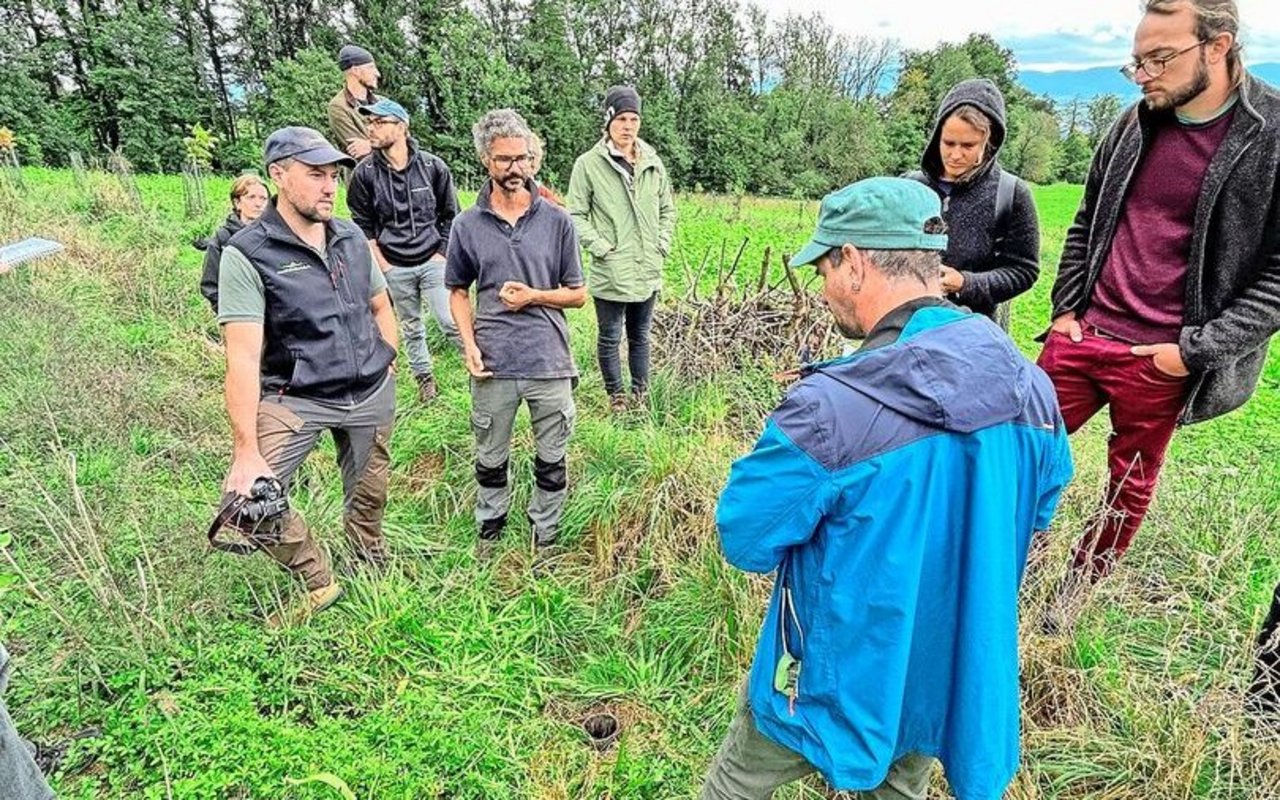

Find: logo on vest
<box><xmin>277</xmin><ymin>261</ymin><xmax>312</xmax><ymax>275</ymax></box>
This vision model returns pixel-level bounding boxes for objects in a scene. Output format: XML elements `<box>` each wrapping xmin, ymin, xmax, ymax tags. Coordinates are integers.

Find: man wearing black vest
<box><xmin>217</xmin><ymin>127</ymin><xmax>399</xmax><ymax>627</ymax></box>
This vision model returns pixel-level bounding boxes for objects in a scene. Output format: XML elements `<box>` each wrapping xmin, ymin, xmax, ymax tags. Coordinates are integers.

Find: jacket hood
<box><xmin>194</xmin><ymin>212</ymin><xmax>244</xmax><ymax>251</ymax></box>
<box><xmin>921</xmin><ymin>78</ymin><xmax>1008</xmax><ymax>182</ymax></box>
<box><xmin>819</xmin><ymin>309</ymin><xmax>1030</xmax><ymax>434</ymax></box>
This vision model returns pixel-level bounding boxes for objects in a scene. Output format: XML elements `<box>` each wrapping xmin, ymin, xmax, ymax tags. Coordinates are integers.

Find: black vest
<box><xmin>226</xmin><ymin>201</ymin><xmax>395</xmax><ymax>404</ymax></box>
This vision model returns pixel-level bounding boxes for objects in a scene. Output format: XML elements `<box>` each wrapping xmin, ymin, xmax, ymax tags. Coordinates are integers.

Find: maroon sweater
<box><xmin>1085</xmin><ymin>109</ymin><xmax>1235</xmax><ymax>343</ymax></box>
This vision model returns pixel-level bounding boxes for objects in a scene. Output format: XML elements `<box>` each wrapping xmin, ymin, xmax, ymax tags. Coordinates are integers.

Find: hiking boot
<box><xmin>476</xmin><ymin>515</ymin><xmax>507</xmax><ymax>560</ymax></box>
<box><xmin>631</xmin><ymin>390</ymin><xmax>649</xmax><ymax>411</ymax></box>
<box><xmin>416</xmin><ymin>373</ymin><xmax>439</xmax><ymax>403</ymax></box>
<box><xmin>609</xmin><ymin>394</ymin><xmax>629</xmax><ymax>414</ymax></box>
<box><xmin>266</xmin><ymin>581</ymin><xmax>344</xmax><ymax>629</ymax></box>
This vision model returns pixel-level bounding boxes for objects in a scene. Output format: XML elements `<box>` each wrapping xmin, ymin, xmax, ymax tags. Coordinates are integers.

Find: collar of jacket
<box><xmin>344</xmin><ymin>86</ymin><xmax>375</xmax><ymax>109</ymax></box>
<box><xmin>593</xmin><ymin>136</ymin><xmax>659</xmax><ymax>173</ymax></box>
<box><xmin>257</xmin><ymin>198</ymin><xmax>355</xmax><ymax>251</ymax></box>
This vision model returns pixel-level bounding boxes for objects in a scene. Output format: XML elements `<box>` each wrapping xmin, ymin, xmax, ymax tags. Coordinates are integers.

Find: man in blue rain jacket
<box><xmin>700</xmin><ymin>177</ymin><xmax>1074</xmax><ymax>800</ymax></box>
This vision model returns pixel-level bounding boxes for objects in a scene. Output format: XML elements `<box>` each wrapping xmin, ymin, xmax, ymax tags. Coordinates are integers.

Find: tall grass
<box><xmin>0</xmin><ymin>169</ymin><xmax>1278</xmax><ymax>798</ymax></box>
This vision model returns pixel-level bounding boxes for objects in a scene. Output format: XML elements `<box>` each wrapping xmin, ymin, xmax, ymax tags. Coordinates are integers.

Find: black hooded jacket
<box><xmin>911</xmin><ymin>78</ymin><xmax>1041</xmax><ymax>318</ymax></box>
<box><xmin>347</xmin><ymin>139</ymin><xmax>460</xmax><ymax>268</ymax></box>
<box><xmin>197</xmin><ymin>212</ymin><xmax>246</xmax><ymax>312</ymax></box>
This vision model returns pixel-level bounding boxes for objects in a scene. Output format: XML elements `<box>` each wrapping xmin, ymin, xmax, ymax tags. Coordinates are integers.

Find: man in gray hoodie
<box><xmin>348</xmin><ymin>99</ymin><xmax>462</xmax><ymax>403</ymax></box>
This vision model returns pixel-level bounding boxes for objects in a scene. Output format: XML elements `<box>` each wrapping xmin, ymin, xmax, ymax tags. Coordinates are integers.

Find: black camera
<box><xmin>239</xmin><ymin>477</ymin><xmax>289</xmax><ymax>526</ymax></box>
<box><xmin>207</xmin><ymin>477</ymin><xmax>290</xmax><ymax>555</ymax></box>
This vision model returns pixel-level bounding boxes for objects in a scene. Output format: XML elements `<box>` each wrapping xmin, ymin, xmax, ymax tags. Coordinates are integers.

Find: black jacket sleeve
<box><xmin>433</xmin><ymin>158</ymin><xmax>460</xmax><ymax>257</ymax></box>
<box><xmin>199</xmin><ymin>234</ymin><xmax>224</xmax><ymax>312</ymax></box>
<box><xmin>346</xmin><ymin>166</ymin><xmax>378</xmax><ymax>240</ymax></box>
<box><xmin>954</xmin><ymin>178</ymin><xmax>1040</xmax><ymax>309</ymax></box>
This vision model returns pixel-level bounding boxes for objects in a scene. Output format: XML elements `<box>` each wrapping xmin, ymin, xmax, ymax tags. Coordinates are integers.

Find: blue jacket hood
<box><xmin>813</xmin><ymin>308</ymin><xmax>1030</xmax><ymax>434</ymax></box>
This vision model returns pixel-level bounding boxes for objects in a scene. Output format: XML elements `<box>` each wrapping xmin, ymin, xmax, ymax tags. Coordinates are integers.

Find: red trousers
<box><xmin>1036</xmin><ymin>325</ymin><xmax>1191</xmax><ymax>577</ymax></box>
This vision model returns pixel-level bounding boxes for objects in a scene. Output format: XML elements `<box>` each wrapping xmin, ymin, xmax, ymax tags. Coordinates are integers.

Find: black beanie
<box><xmin>603</xmin><ymin>86</ymin><xmax>642</xmax><ymax>128</ymax></box>
<box><xmin>338</xmin><ymin>45</ymin><xmax>374</xmax><ymax>72</ymax></box>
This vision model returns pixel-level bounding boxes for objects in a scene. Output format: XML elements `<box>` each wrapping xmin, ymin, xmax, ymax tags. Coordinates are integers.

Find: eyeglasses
<box><xmin>1120</xmin><ymin>40</ymin><xmax>1208</xmax><ymax>81</ymax></box>
<box><xmin>490</xmin><ymin>154</ymin><xmax>531</xmax><ymax>168</ymax></box>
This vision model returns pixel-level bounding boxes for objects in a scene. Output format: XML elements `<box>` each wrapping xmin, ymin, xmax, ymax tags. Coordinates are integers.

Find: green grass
<box><xmin>1</xmin><ymin>167</ymin><xmax>1279</xmax><ymax>798</ymax></box>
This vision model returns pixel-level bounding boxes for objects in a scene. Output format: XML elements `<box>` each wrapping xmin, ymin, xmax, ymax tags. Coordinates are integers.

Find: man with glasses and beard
<box><xmin>348</xmin><ymin>98</ymin><xmax>462</xmax><ymax>403</ymax></box>
<box><xmin>1037</xmin><ymin>0</ymin><xmax>1280</xmax><ymax>636</ymax></box>
<box><xmin>446</xmin><ymin>109</ymin><xmax>586</xmax><ymax>554</ymax></box>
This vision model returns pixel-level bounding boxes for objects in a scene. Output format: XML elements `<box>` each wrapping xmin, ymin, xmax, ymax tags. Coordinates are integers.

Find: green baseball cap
<box><xmin>789</xmin><ymin>177</ymin><xmax>948</xmax><ymax>268</ymax></box>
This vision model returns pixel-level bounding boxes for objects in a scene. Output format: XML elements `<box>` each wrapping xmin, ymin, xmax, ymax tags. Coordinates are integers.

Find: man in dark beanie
<box><xmin>327</xmin><ymin>44</ymin><xmax>383</xmax><ymax>164</ymax></box>
<box><xmin>568</xmin><ymin>85</ymin><xmax>676</xmax><ymax>415</ymax></box>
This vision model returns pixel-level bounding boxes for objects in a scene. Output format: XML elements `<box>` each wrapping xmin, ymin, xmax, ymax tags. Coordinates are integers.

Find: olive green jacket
<box><xmin>327</xmin><ymin>87</ymin><xmax>380</xmax><ymax>151</ymax></box>
<box><xmin>567</xmin><ymin>138</ymin><xmax>677</xmax><ymax>302</ymax></box>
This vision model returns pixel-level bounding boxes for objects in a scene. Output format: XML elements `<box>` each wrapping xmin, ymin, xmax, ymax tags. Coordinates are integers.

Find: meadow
<box><xmin>1</xmin><ymin>167</ymin><xmax>1278</xmax><ymax>798</ymax></box>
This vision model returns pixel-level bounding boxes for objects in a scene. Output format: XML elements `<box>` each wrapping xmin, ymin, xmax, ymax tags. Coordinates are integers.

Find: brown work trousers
<box><xmin>246</xmin><ymin>374</ymin><xmax>395</xmax><ymax>589</ymax></box>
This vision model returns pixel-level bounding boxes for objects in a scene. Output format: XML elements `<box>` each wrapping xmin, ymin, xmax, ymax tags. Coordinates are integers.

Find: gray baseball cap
<box><xmin>263</xmin><ymin>126</ymin><xmax>355</xmax><ymax>171</ymax></box>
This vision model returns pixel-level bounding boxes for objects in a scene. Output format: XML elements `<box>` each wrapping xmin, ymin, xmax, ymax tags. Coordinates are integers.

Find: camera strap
<box><xmin>207</xmin><ymin>493</ymin><xmax>265</xmax><ymax>556</ymax></box>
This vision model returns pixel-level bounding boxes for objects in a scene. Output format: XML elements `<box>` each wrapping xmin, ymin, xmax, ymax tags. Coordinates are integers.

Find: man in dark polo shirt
<box><xmin>1039</xmin><ymin>0</ymin><xmax>1280</xmax><ymax>631</ymax></box>
<box><xmin>218</xmin><ymin>126</ymin><xmax>399</xmax><ymax>627</ymax></box>
<box><xmin>446</xmin><ymin>109</ymin><xmax>586</xmax><ymax>553</ymax></box>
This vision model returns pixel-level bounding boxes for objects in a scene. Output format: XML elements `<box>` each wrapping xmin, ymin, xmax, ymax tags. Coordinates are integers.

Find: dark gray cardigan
<box><xmin>1051</xmin><ymin>72</ymin><xmax>1280</xmax><ymax>424</ymax></box>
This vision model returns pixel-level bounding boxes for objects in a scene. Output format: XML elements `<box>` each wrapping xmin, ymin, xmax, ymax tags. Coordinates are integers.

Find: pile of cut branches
<box><xmin>651</xmin><ymin>239</ymin><xmax>839</xmax><ymax>381</ymax></box>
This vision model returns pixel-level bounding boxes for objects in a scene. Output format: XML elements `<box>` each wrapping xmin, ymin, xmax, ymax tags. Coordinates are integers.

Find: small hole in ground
<box><xmin>583</xmin><ymin>711</ymin><xmax>620</xmax><ymax>751</ymax></box>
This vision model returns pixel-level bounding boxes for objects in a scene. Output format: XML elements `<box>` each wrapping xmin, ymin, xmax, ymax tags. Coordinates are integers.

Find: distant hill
<box><xmin>1019</xmin><ymin>62</ymin><xmax>1280</xmax><ymax>103</ymax></box>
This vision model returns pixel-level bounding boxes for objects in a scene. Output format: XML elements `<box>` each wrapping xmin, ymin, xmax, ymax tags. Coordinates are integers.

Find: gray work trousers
<box><xmin>470</xmin><ymin>377</ymin><xmax>575</xmax><ymax>538</ymax></box>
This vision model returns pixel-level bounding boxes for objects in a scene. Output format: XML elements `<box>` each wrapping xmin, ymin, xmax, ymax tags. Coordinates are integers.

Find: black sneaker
<box><xmin>479</xmin><ymin>514</ymin><xmax>507</xmax><ymax>540</ymax></box>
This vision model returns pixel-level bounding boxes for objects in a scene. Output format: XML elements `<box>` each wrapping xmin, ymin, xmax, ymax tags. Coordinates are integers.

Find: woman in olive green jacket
<box><xmin>568</xmin><ymin>86</ymin><xmax>677</xmax><ymax>413</ymax></box>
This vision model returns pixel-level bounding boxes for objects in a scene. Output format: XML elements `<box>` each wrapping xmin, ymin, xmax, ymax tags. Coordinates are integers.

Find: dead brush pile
<box><xmin>650</xmin><ymin>240</ymin><xmax>841</xmax><ymax>380</ymax></box>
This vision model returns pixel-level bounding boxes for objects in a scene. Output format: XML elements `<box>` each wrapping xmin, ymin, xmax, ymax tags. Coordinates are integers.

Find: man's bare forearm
<box><xmin>532</xmin><ymin>286</ymin><xmax>587</xmax><ymax>309</ymax></box>
<box><xmin>369</xmin><ymin>240</ymin><xmax>393</xmax><ymax>274</ymax></box>
<box><xmin>223</xmin><ymin>323</ymin><xmax>264</xmax><ymax>459</ymax></box>
<box><xmin>450</xmin><ymin>288</ymin><xmax>478</xmax><ymax>346</ymax></box>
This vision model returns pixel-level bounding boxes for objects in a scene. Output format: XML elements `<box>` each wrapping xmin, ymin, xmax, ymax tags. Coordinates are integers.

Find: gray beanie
<box><xmin>603</xmin><ymin>85</ymin><xmax>641</xmax><ymax>128</ymax></box>
<box><xmin>338</xmin><ymin>45</ymin><xmax>374</xmax><ymax>72</ymax></box>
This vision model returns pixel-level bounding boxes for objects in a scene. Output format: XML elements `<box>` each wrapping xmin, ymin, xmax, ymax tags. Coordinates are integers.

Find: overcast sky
<box><xmin>757</xmin><ymin>0</ymin><xmax>1280</xmax><ymax>70</ymax></box>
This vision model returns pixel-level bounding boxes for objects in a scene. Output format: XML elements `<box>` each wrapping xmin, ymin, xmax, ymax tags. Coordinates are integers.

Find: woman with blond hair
<box><xmin>198</xmin><ymin>173</ymin><xmax>269</xmax><ymax>313</ymax></box>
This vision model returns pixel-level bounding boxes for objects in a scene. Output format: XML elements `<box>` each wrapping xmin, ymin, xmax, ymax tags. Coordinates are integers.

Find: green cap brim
<box><xmin>788</xmin><ymin>239</ymin><xmax>832</xmax><ymax>269</ymax></box>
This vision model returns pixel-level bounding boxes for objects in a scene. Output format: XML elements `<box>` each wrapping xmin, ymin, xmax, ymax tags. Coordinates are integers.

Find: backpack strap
<box><xmin>994</xmin><ymin>168</ymin><xmax>1017</xmax><ymax>235</ymax></box>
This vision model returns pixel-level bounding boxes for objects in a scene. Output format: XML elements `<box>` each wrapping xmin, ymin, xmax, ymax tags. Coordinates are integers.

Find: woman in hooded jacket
<box><xmin>198</xmin><ymin>174</ymin><xmax>269</xmax><ymax>313</ymax></box>
<box><xmin>911</xmin><ymin>78</ymin><xmax>1040</xmax><ymax>328</ymax></box>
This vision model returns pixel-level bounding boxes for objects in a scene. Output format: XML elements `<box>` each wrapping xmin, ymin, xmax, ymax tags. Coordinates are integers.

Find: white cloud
<box><xmin>755</xmin><ymin>0</ymin><xmax>1280</xmax><ymax>66</ymax></box>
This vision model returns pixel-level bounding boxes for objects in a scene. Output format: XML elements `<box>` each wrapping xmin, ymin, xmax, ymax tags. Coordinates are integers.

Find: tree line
<box><xmin>0</xmin><ymin>0</ymin><xmax>1126</xmax><ymax>195</ymax></box>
